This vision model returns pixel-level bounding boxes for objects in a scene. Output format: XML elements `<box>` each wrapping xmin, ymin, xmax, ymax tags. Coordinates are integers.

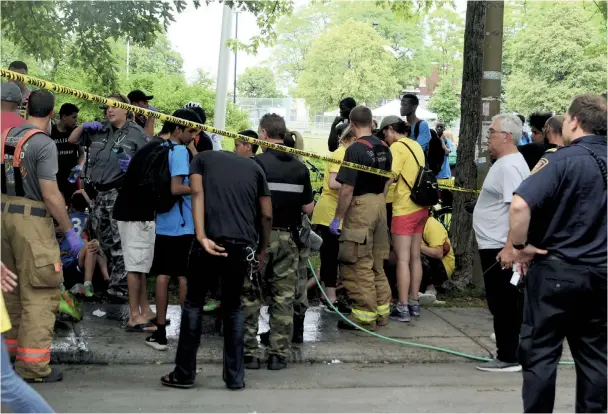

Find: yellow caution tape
<box><xmin>1</xmin><ymin>70</ymin><xmax>480</xmax><ymax>194</ymax></box>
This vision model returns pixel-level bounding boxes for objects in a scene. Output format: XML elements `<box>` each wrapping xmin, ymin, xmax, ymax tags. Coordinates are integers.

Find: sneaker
<box><xmin>388</xmin><ymin>304</ymin><xmax>411</xmax><ymax>322</ymax></box>
<box><xmin>320</xmin><ymin>297</ymin><xmax>338</xmax><ymax>313</ymax></box>
<box><xmin>267</xmin><ymin>354</ymin><xmax>287</xmax><ymax>370</ymax></box>
<box><xmin>337</xmin><ymin>301</ymin><xmax>352</xmax><ymax>315</ymax></box>
<box><xmin>476</xmin><ymin>358</ymin><xmax>522</xmax><ymax>372</ymax></box>
<box><xmin>70</xmin><ymin>283</ymin><xmax>84</xmax><ymax>296</ymax></box>
<box><xmin>58</xmin><ymin>291</ymin><xmax>83</xmax><ymax>322</ymax></box>
<box><xmin>408</xmin><ymin>300</ymin><xmax>421</xmax><ymax>317</ymax></box>
<box><xmin>418</xmin><ymin>293</ymin><xmax>437</xmax><ymax>306</ymax></box>
<box><xmin>244</xmin><ymin>356</ymin><xmax>261</xmax><ymax>370</ymax></box>
<box><xmin>145</xmin><ymin>332</ymin><xmax>168</xmax><ymax>351</ymax></box>
<box><xmin>203</xmin><ymin>299</ymin><xmax>221</xmax><ymax>312</ymax></box>
<box><xmin>82</xmin><ymin>283</ymin><xmax>94</xmax><ymax>298</ymax></box>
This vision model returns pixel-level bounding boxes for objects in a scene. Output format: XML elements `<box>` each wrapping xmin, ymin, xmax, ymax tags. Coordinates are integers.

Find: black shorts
<box><xmin>150</xmin><ymin>234</ymin><xmax>194</xmax><ymax>278</ymax></box>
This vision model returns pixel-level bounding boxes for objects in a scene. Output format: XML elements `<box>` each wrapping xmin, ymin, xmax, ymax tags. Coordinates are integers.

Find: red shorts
<box><xmin>391</xmin><ymin>209</ymin><xmax>429</xmax><ymax>236</ymax></box>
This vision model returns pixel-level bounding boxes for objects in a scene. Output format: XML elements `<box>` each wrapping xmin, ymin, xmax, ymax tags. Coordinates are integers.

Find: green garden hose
<box><xmin>308</xmin><ymin>259</ymin><xmax>574</xmax><ymax>366</ymax></box>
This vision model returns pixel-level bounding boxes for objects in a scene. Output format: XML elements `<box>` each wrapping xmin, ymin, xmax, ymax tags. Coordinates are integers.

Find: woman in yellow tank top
<box><xmin>1</xmin><ymin>263</ymin><xmax>54</xmax><ymax>413</ymax></box>
<box><xmin>311</xmin><ymin>126</ymin><xmax>356</xmax><ymax>306</ymax></box>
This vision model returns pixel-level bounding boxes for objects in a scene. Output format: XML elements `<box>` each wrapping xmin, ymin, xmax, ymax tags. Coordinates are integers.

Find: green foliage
<box><xmin>237</xmin><ymin>67</ymin><xmax>283</xmax><ymax>98</ymax></box>
<box><xmin>426</xmin><ymin>8</ymin><xmax>464</xmax><ymax>84</ymax></box>
<box><xmin>503</xmin><ymin>1</ymin><xmax>607</xmax><ymax>114</ymax></box>
<box><xmin>1</xmin><ymin>0</ymin><xmax>293</xmax><ymax>89</ymax></box>
<box><xmin>297</xmin><ymin>20</ymin><xmax>399</xmax><ymax>112</ymax></box>
<box><xmin>427</xmin><ymin>78</ymin><xmax>460</xmax><ymax>126</ymax></box>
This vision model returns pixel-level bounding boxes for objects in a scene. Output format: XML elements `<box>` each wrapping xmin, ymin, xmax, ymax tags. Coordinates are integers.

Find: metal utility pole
<box><xmin>213</xmin><ymin>4</ymin><xmax>234</xmax><ymax>130</ymax></box>
<box><xmin>233</xmin><ymin>11</ymin><xmax>239</xmax><ymax>104</ymax></box>
<box><xmin>479</xmin><ymin>1</ymin><xmax>504</xmax><ymax>159</ymax></box>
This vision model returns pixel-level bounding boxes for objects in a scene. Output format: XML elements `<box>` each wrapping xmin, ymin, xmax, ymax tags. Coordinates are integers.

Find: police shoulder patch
<box><xmin>531</xmin><ymin>158</ymin><xmax>549</xmax><ymax>174</ymax></box>
<box><xmin>544</xmin><ymin>148</ymin><xmax>558</xmax><ymax>154</ymax></box>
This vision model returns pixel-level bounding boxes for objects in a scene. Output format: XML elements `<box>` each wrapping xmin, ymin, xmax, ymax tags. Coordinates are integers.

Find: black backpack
<box><xmin>138</xmin><ymin>141</ymin><xmax>192</xmax><ymax>214</ymax></box>
<box><xmin>414</xmin><ymin>120</ymin><xmax>444</xmax><ymax>176</ymax></box>
<box><xmin>397</xmin><ymin>140</ymin><xmax>440</xmax><ymax>207</ymax></box>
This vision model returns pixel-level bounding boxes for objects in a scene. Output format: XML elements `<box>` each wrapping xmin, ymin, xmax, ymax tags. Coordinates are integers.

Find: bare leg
<box><xmin>409</xmin><ymin>233</ymin><xmax>424</xmax><ymax>300</ymax></box>
<box><xmin>392</xmin><ymin>234</ymin><xmax>413</xmax><ymax>304</ymax></box>
<box><xmin>306</xmin><ymin>277</ymin><xmax>316</xmax><ymax>291</ymax></box>
<box><xmin>323</xmin><ymin>287</ymin><xmax>337</xmax><ymax>302</ymax></box>
<box><xmin>96</xmin><ymin>255</ymin><xmax>110</xmax><ymax>281</ymax></box>
<box><xmin>140</xmin><ymin>276</ymin><xmax>155</xmax><ymax>320</ymax></box>
<box><xmin>178</xmin><ymin>276</ymin><xmax>187</xmax><ymax>307</ymax></box>
<box><xmin>155</xmin><ymin>275</ymin><xmax>170</xmax><ymax>325</ymax></box>
<box><xmin>84</xmin><ymin>250</ymin><xmax>95</xmax><ymax>283</ymax></box>
<box><xmin>127</xmin><ymin>272</ymin><xmax>153</xmax><ymax>329</ymax></box>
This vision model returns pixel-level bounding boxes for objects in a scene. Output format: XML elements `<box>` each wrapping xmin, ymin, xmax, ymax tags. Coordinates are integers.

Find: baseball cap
<box><xmin>1</xmin><ymin>82</ymin><xmax>22</xmax><ymax>103</ymax></box>
<box><xmin>378</xmin><ymin>115</ymin><xmax>404</xmax><ymax>132</ymax></box>
<box><xmin>127</xmin><ymin>90</ymin><xmax>153</xmax><ymax>103</ymax></box>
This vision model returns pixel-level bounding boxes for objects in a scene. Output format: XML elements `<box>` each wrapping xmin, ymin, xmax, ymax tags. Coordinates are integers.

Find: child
<box><xmin>58</xmin><ymin>190</ymin><xmax>109</xmax><ymax>297</ymax></box>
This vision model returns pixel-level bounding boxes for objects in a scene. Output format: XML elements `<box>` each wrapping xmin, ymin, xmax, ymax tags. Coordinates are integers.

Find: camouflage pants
<box><xmin>243</xmin><ymin>231</ymin><xmax>298</xmax><ymax>359</ymax></box>
<box><xmin>294</xmin><ymin>246</ymin><xmax>310</xmax><ymax>318</ymax></box>
<box><xmin>87</xmin><ymin>188</ymin><xmax>126</xmax><ymax>288</ymax></box>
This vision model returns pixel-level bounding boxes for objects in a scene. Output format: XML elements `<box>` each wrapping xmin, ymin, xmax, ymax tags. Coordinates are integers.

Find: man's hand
<box><xmin>496</xmin><ymin>246</ymin><xmax>516</xmax><ymax>270</ymax></box>
<box><xmin>333</xmin><ymin>116</ymin><xmax>343</xmax><ymax>125</ymax></box>
<box><xmin>199</xmin><ymin>237</ymin><xmax>227</xmax><ymax>257</ymax></box>
<box><xmin>256</xmin><ymin>249</ymin><xmax>266</xmax><ymax>270</ymax></box>
<box><xmin>513</xmin><ymin>244</ymin><xmax>548</xmax><ymax>275</ymax></box>
<box><xmin>1</xmin><ymin>262</ymin><xmax>17</xmax><ymax>293</ymax></box>
<box><xmin>329</xmin><ymin>218</ymin><xmax>341</xmax><ymax>236</ymax></box>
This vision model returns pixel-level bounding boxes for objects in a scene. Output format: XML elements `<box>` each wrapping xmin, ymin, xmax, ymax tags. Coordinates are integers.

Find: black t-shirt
<box><xmin>518</xmin><ymin>142</ymin><xmax>558</xmax><ymax>170</ymax></box>
<box><xmin>112</xmin><ymin>139</ymin><xmax>159</xmax><ymax>222</ymax></box>
<box><xmin>51</xmin><ymin>124</ymin><xmax>78</xmax><ymax>179</ymax></box>
<box><xmin>336</xmin><ymin>135</ymin><xmax>392</xmax><ymax>196</ymax></box>
<box><xmin>255</xmin><ymin>149</ymin><xmax>313</xmax><ymax>229</ymax></box>
<box><xmin>190</xmin><ymin>151</ymin><xmax>270</xmax><ymax>246</ymax></box>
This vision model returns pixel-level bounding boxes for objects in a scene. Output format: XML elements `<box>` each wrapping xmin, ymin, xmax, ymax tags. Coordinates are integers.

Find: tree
<box><xmin>448</xmin><ymin>1</ymin><xmax>487</xmax><ymax>286</ymax></box>
<box><xmin>428</xmin><ymin>78</ymin><xmax>460</xmax><ymax>126</ymax></box>
<box><xmin>426</xmin><ymin>8</ymin><xmax>465</xmax><ymax>82</ymax></box>
<box><xmin>1</xmin><ymin>0</ymin><xmax>293</xmax><ymax>89</ymax></box>
<box><xmin>237</xmin><ymin>67</ymin><xmax>283</xmax><ymax>98</ymax></box>
<box><xmin>503</xmin><ymin>1</ymin><xmax>606</xmax><ymax>114</ymax></box>
<box><xmin>297</xmin><ymin>21</ymin><xmax>399</xmax><ymax>112</ymax></box>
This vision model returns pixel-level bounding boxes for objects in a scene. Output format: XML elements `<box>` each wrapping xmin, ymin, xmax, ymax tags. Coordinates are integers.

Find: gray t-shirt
<box><xmin>4</xmin><ymin>124</ymin><xmax>58</xmax><ymax>202</ymax></box>
<box><xmin>81</xmin><ymin>121</ymin><xmax>147</xmax><ymax>186</ymax></box>
<box><xmin>473</xmin><ymin>152</ymin><xmax>530</xmax><ymax>249</ymax></box>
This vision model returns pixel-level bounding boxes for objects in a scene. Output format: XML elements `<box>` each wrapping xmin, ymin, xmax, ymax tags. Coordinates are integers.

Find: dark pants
<box><xmin>479</xmin><ymin>248</ymin><xmax>523</xmax><ymax>363</ymax></box>
<box><xmin>519</xmin><ymin>256</ymin><xmax>607</xmax><ymax>413</ymax></box>
<box><xmin>317</xmin><ymin>225</ymin><xmax>339</xmax><ymax>288</ymax></box>
<box><xmin>421</xmin><ymin>254</ymin><xmax>448</xmax><ymax>292</ymax></box>
<box><xmin>173</xmin><ymin>240</ymin><xmax>251</xmax><ymax>388</ymax></box>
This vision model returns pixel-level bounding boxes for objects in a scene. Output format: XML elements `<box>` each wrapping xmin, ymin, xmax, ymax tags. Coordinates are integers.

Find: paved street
<box><xmin>29</xmin><ymin>363</ymin><xmax>577</xmax><ymax>413</ymax></box>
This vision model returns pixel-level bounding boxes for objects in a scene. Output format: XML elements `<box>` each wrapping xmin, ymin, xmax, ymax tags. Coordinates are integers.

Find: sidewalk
<box><xmin>51</xmin><ymin>304</ymin><xmax>573</xmax><ymax>365</ymax></box>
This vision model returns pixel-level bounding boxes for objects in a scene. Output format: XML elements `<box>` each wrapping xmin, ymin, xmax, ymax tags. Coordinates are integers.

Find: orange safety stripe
<box><xmin>17</xmin><ymin>347</ymin><xmax>50</xmax><ymax>354</ymax></box>
<box><xmin>12</xmin><ymin>129</ymin><xmax>45</xmax><ymax>168</ymax></box>
<box><xmin>1</xmin><ymin>127</ymin><xmax>14</xmax><ymax>163</ymax></box>
<box><xmin>4</xmin><ymin>338</ymin><xmax>18</xmax><ymax>344</ymax></box>
<box><xmin>16</xmin><ymin>355</ymin><xmax>51</xmax><ymax>363</ymax></box>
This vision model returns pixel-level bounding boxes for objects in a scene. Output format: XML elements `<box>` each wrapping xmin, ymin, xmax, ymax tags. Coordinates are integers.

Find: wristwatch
<box><xmin>513</xmin><ymin>242</ymin><xmax>528</xmax><ymax>250</ymax></box>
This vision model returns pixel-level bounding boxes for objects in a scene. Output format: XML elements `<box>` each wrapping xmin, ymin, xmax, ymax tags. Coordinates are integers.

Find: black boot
<box><xmin>267</xmin><ymin>354</ymin><xmax>287</xmax><ymax>370</ymax></box>
<box><xmin>244</xmin><ymin>355</ymin><xmax>261</xmax><ymax>370</ymax></box>
<box><xmin>291</xmin><ymin>315</ymin><xmax>305</xmax><ymax>344</ymax></box>
<box><xmin>222</xmin><ymin>308</ymin><xmax>245</xmax><ymax>390</ymax></box>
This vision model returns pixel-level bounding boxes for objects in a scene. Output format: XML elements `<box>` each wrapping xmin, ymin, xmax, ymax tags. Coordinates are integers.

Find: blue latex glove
<box><xmin>117</xmin><ymin>154</ymin><xmax>131</xmax><ymax>172</ymax></box>
<box><xmin>65</xmin><ymin>229</ymin><xmax>84</xmax><ymax>257</ymax></box>
<box><xmin>82</xmin><ymin>121</ymin><xmax>103</xmax><ymax>132</ymax></box>
<box><xmin>329</xmin><ymin>218</ymin><xmax>341</xmax><ymax>236</ymax></box>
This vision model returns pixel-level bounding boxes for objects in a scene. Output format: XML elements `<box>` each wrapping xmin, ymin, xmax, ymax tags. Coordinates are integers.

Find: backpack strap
<box><xmin>413</xmin><ymin>120</ymin><xmax>422</xmax><ymax>139</ymax></box>
<box><xmin>1</xmin><ymin>127</ymin><xmax>15</xmax><ymax>163</ymax></box>
<box><xmin>1</xmin><ymin>127</ymin><xmax>46</xmax><ymax>197</ymax></box>
<box><xmin>12</xmin><ymin>129</ymin><xmax>46</xmax><ymax>168</ymax></box>
<box><xmin>396</xmin><ymin>140</ymin><xmax>422</xmax><ymax>191</ymax></box>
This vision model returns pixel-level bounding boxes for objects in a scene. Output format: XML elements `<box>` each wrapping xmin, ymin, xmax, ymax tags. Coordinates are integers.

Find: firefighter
<box><xmin>330</xmin><ymin>106</ymin><xmax>392</xmax><ymax>331</ymax></box>
<box><xmin>1</xmin><ymin>89</ymin><xmax>83</xmax><ymax>382</ymax></box>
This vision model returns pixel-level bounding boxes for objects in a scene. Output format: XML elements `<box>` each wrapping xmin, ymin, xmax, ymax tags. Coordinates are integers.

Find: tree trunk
<box><xmin>448</xmin><ymin>1</ymin><xmax>487</xmax><ymax>287</ymax></box>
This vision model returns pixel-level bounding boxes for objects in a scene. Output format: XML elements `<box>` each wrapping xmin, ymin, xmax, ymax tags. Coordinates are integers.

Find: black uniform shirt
<box><xmin>255</xmin><ymin>149</ymin><xmax>313</xmax><ymax>229</ymax></box>
<box><xmin>336</xmin><ymin>135</ymin><xmax>392</xmax><ymax>196</ymax></box>
<box><xmin>518</xmin><ymin>142</ymin><xmax>558</xmax><ymax>171</ymax></box>
<box><xmin>514</xmin><ymin>135</ymin><xmax>607</xmax><ymax>265</ymax></box>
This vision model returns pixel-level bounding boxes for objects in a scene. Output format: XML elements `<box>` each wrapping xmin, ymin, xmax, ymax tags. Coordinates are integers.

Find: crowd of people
<box><xmin>0</xmin><ymin>59</ymin><xmax>606</xmax><ymax>412</ymax></box>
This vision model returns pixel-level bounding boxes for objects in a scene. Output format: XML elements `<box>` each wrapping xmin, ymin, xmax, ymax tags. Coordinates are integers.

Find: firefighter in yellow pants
<box><xmin>1</xmin><ymin>89</ymin><xmax>82</xmax><ymax>382</ymax></box>
<box><xmin>330</xmin><ymin>107</ymin><xmax>393</xmax><ymax>332</ymax></box>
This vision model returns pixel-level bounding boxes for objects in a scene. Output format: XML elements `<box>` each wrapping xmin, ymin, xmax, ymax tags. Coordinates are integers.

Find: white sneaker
<box><xmin>418</xmin><ymin>293</ymin><xmax>437</xmax><ymax>306</ymax></box>
<box><xmin>476</xmin><ymin>358</ymin><xmax>521</xmax><ymax>372</ymax></box>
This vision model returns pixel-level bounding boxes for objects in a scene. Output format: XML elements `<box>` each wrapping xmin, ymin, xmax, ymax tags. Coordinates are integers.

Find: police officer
<box><xmin>68</xmin><ymin>93</ymin><xmax>148</xmax><ymax>296</ymax></box>
<box><xmin>243</xmin><ymin>114</ymin><xmax>314</xmax><ymax>370</ymax></box>
<box><xmin>330</xmin><ymin>105</ymin><xmax>392</xmax><ymax>331</ymax></box>
<box><xmin>509</xmin><ymin>94</ymin><xmax>607</xmax><ymax>413</ymax></box>
<box><xmin>1</xmin><ymin>90</ymin><xmax>83</xmax><ymax>382</ymax></box>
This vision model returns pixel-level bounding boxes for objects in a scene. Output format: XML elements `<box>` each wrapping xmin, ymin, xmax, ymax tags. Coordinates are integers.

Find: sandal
<box><xmin>125</xmin><ymin>322</ymin><xmax>157</xmax><ymax>333</ymax></box>
<box><xmin>160</xmin><ymin>372</ymin><xmax>194</xmax><ymax>389</ymax></box>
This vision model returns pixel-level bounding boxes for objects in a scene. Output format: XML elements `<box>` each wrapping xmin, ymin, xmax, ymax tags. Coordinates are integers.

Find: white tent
<box><xmin>372</xmin><ymin>99</ymin><xmax>437</xmax><ymax>120</ymax></box>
